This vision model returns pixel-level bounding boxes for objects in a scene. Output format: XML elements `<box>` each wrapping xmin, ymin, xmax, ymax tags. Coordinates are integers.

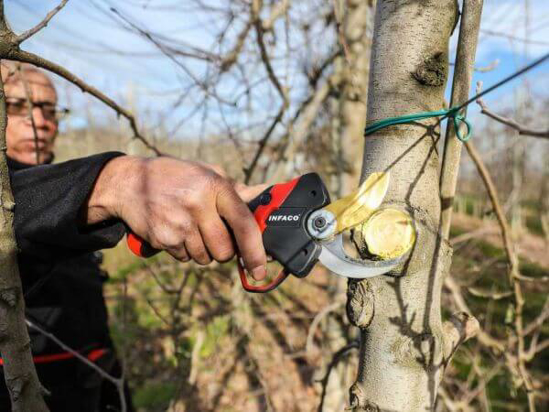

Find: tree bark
<box><xmin>0</xmin><ymin>66</ymin><xmax>49</xmax><ymax>412</ymax></box>
<box><xmin>0</xmin><ymin>2</ymin><xmax>49</xmax><ymax>409</ymax></box>
<box><xmin>320</xmin><ymin>2</ymin><xmax>374</xmax><ymax>410</ymax></box>
<box><xmin>346</xmin><ymin>1</ymin><xmax>476</xmax><ymax>410</ymax></box>
<box><xmin>439</xmin><ymin>0</ymin><xmax>484</xmax><ymax>238</ymax></box>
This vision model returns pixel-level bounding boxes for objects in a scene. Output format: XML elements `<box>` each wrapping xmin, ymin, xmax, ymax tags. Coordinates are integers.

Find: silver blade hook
<box><xmin>318</xmin><ymin>235</ymin><xmax>402</xmax><ymax>279</ymax></box>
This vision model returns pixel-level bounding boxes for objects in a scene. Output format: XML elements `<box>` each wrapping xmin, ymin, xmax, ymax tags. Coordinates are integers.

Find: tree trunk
<box><xmin>0</xmin><ymin>64</ymin><xmax>49</xmax><ymax>410</ymax></box>
<box><xmin>320</xmin><ymin>2</ymin><xmax>373</xmax><ymax>410</ymax></box>
<box><xmin>346</xmin><ymin>1</ymin><xmax>475</xmax><ymax>410</ymax></box>
<box><xmin>0</xmin><ymin>3</ymin><xmax>49</xmax><ymax>409</ymax></box>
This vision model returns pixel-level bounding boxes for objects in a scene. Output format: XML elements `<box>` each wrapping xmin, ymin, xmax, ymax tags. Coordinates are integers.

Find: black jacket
<box><xmin>8</xmin><ymin>152</ymin><xmax>127</xmax><ymax>354</ymax></box>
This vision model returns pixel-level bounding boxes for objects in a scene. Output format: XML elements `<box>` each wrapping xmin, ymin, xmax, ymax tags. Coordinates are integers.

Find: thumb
<box><xmin>234</xmin><ymin>183</ymin><xmax>270</xmax><ymax>203</ymax></box>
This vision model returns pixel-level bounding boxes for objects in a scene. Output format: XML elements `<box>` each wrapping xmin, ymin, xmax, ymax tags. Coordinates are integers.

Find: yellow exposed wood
<box><xmin>324</xmin><ymin>172</ymin><xmax>390</xmax><ymax>234</ymax></box>
<box><xmin>362</xmin><ymin>208</ymin><xmax>415</xmax><ymax>259</ymax></box>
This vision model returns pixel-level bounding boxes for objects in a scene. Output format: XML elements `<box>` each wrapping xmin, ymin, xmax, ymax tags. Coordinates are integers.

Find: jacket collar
<box><xmin>7</xmin><ymin>155</ymin><xmax>54</xmax><ymax>171</ymax></box>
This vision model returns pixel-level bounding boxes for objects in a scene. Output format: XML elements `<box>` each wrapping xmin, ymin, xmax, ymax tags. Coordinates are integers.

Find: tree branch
<box><xmin>316</xmin><ymin>340</ymin><xmax>359</xmax><ymax>412</ymax></box>
<box><xmin>305</xmin><ymin>297</ymin><xmax>345</xmax><ymax>357</ymax></box>
<box><xmin>465</xmin><ymin>140</ymin><xmax>537</xmax><ymax>411</ymax></box>
<box><xmin>476</xmin><ymin>82</ymin><xmax>549</xmax><ymax>139</ymax></box>
<box><xmin>26</xmin><ymin>319</ymin><xmax>127</xmax><ymax>412</ymax></box>
<box><xmin>12</xmin><ymin>49</ymin><xmax>163</xmax><ymax>156</ymax></box>
<box><xmin>442</xmin><ymin>312</ymin><xmax>480</xmax><ymax>361</ymax></box>
<box><xmin>439</xmin><ymin>0</ymin><xmax>484</xmax><ymax>238</ymax></box>
<box><xmin>16</xmin><ymin>0</ymin><xmax>69</xmax><ymax>44</ymax></box>
<box><xmin>262</xmin><ymin>0</ymin><xmax>289</xmax><ymax>32</ymax></box>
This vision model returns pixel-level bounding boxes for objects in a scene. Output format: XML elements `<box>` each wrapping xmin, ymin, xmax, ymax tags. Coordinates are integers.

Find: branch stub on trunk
<box><xmin>361</xmin><ymin>208</ymin><xmax>415</xmax><ymax>260</ymax></box>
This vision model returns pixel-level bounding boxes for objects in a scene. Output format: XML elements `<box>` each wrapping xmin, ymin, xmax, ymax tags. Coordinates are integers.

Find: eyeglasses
<box><xmin>5</xmin><ymin>98</ymin><xmax>70</xmax><ymax>121</ymax></box>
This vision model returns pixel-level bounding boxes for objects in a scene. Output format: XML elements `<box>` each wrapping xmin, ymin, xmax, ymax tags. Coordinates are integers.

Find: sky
<box><xmin>5</xmin><ymin>0</ymin><xmax>549</xmax><ymax>141</ymax></box>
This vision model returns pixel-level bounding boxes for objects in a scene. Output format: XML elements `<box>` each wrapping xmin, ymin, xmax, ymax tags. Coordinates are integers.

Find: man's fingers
<box><xmin>234</xmin><ymin>183</ymin><xmax>270</xmax><ymax>203</ymax></box>
<box><xmin>167</xmin><ymin>244</ymin><xmax>190</xmax><ymax>262</ymax></box>
<box><xmin>216</xmin><ymin>188</ymin><xmax>266</xmax><ymax>280</ymax></box>
<box><xmin>185</xmin><ymin>232</ymin><xmax>212</xmax><ymax>265</ymax></box>
<box><xmin>199</xmin><ymin>216</ymin><xmax>235</xmax><ymax>263</ymax></box>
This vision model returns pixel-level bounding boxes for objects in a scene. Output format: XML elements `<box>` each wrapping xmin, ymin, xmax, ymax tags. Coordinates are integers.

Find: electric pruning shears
<box><xmin>127</xmin><ymin>172</ymin><xmax>405</xmax><ymax>293</ymax></box>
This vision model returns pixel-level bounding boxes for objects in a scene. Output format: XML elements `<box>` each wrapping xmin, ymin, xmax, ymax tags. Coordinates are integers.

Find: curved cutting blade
<box><xmin>318</xmin><ymin>235</ymin><xmax>401</xmax><ymax>279</ymax></box>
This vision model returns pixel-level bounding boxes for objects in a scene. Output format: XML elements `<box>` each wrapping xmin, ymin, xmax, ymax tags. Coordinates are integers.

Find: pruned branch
<box><xmin>16</xmin><ymin>0</ymin><xmax>69</xmax><ymax>44</ymax></box>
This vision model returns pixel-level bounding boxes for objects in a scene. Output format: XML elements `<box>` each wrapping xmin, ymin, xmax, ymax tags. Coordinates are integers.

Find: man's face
<box><xmin>5</xmin><ymin>71</ymin><xmax>58</xmax><ymax>165</ymax></box>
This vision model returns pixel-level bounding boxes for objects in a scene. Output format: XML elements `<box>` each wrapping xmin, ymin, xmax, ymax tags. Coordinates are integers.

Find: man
<box><xmin>0</xmin><ymin>63</ymin><xmax>267</xmax><ymax>411</ymax></box>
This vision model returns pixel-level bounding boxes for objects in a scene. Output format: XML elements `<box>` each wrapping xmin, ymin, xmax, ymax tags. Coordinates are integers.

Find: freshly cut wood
<box><xmin>362</xmin><ymin>208</ymin><xmax>415</xmax><ymax>259</ymax></box>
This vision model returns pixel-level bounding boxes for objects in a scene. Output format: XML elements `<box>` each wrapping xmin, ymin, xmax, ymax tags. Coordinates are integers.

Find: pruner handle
<box><xmin>127</xmin><ymin>232</ymin><xmax>161</xmax><ymax>258</ymax></box>
<box><xmin>237</xmin><ymin>260</ymin><xmax>289</xmax><ymax>293</ymax></box>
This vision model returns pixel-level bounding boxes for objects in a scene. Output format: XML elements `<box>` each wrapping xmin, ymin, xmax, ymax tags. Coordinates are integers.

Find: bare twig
<box><xmin>268</xmin><ymin>74</ymin><xmax>337</xmax><ymax>184</ymax></box>
<box><xmin>465</xmin><ymin>139</ymin><xmax>537</xmax><ymax>411</ymax></box>
<box><xmin>252</xmin><ymin>0</ymin><xmax>288</xmax><ymax>102</ymax></box>
<box><xmin>305</xmin><ymin>298</ymin><xmax>345</xmax><ymax>357</ymax></box>
<box><xmin>449</xmin><ymin>226</ymin><xmax>497</xmax><ymax>245</ymax></box>
<box><xmin>243</xmin><ymin>0</ymin><xmax>289</xmax><ymax>182</ymax></box>
<box><xmin>316</xmin><ymin>340</ymin><xmax>359</xmax><ymax>412</ymax></box>
<box><xmin>244</xmin><ymin>105</ymin><xmax>285</xmax><ymax>183</ymax></box>
<box><xmin>16</xmin><ymin>0</ymin><xmax>69</xmax><ymax>44</ymax></box>
<box><xmin>514</xmin><ymin>273</ymin><xmax>549</xmax><ymax>283</ymax></box>
<box><xmin>262</xmin><ymin>0</ymin><xmax>289</xmax><ymax>32</ymax></box>
<box><xmin>467</xmin><ymin>287</ymin><xmax>512</xmax><ymax>300</ymax></box>
<box><xmin>331</xmin><ymin>0</ymin><xmax>351</xmax><ymax>63</ymax></box>
<box><xmin>476</xmin><ymin>81</ymin><xmax>549</xmax><ymax>139</ymax></box>
<box><xmin>480</xmin><ymin>29</ymin><xmax>549</xmax><ymax>46</ymax></box>
<box><xmin>523</xmin><ymin>297</ymin><xmax>549</xmax><ymax>338</ymax></box>
<box><xmin>444</xmin><ymin>277</ymin><xmax>505</xmax><ymax>352</ymax></box>
<box><xmin>219</xmin><ymin>21</ymin><xmax>252</xmax><ymax>73</ymax></box>
<box><xmin>13</xmin><ymin>49</ymin><xmax>163</xmax><ymax>155</ymax></box>
<box><xmin>26</xmin><ymin>319</ymin><xmax>127</xmax><ymax>412</ymax></box>
<box><xmin>188</xmin><ymin>330</ymin><xmax>205</xmax><ymax>385</ymax></box>
<box><xmin>474</xmin><ymin>59</ymin><xmax>500</xmax><ymax>73</ymax></box>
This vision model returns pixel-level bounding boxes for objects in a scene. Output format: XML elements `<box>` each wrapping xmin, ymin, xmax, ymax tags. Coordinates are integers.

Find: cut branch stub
<box><xmin>361</xmin><ymin>208</ymin><xmax>415</xmax><ymax>260</ymax></box>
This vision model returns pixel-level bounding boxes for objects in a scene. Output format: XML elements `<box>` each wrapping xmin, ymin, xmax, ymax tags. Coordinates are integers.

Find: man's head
<box><xmin>1</xmin><ymin>62</ymin><xmax>59</xmax><ymax>165</ymax></box>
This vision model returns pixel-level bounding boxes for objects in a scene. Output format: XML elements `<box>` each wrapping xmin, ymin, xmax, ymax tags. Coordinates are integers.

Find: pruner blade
<box><xmin>318</xmin><ymin>235</ymin><xmax>401</xmax><ymax>279</ymax></box>
<box><xmin>323</xmin><ymin>172</ymin><xmax>390</xmax><ymax>235</ymax></box>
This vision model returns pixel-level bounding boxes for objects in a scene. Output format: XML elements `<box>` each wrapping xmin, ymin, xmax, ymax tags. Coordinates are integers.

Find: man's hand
<box><xmin>86</xmin><ymin>156</ymin><xmax>267</xmax><ymax>280</ymax></box>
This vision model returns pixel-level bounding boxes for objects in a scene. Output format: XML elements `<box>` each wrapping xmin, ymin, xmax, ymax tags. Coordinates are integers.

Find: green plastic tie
<box><xmin>364</xmin><ymin>107</ymin><xmax>473</xmax><ymax>143</ymax></box>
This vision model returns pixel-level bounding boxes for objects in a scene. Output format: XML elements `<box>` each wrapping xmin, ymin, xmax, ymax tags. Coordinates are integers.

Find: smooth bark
<box><xmin>346</xmin><ymin>1</ymin><xmax>476</xmax><ymax>410</ymax></box>
<box><xmin>440</xmin><ymin>0</ymin><xmax>484</xmax><ymax>238</ymax></box>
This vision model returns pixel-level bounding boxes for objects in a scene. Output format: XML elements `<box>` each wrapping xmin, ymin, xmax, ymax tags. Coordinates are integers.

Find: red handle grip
<box><xmin>127</xmin><ymin>233</ymin><xmax>161</xmax><ymax>258</ymax></box>
<box><xmin>238</xmin><ymin>260</ymin><xmax>289</xmax><ymax>293</ymax></box>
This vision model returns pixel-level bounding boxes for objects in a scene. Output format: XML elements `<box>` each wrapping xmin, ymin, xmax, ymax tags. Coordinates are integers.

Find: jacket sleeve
<box><xmin>11</xmin><ymin>152</ymin><xmax>127</xmax><ymax>261</ymax></box>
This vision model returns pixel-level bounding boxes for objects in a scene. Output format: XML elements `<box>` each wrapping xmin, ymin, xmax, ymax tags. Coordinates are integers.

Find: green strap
<box><xmin>364</xmin><ymin>107</ymin><xmax>473</xmax><ymax>142</ymax></box>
